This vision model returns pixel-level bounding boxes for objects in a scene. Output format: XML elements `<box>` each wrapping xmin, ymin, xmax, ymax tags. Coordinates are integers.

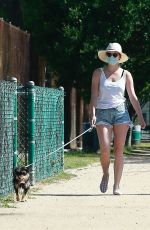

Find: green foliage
<box><xmin>0</xmin><ymin>0</ymin><xmax>22</xmax><ymax>26</ymax></box>
<box><xmin>1</xmin><ymin>0</ymin><xmax>150</xmax><ymax>104</ymax></box>
<box><xmin>139</xmin><ymin>82</ymin><xmax>150</xmax><ymax>107</ymax></box>
<box><xmin>0</xmin><ymin>2</ymin><xmax>8</xmax><ymax>19</ymax></box>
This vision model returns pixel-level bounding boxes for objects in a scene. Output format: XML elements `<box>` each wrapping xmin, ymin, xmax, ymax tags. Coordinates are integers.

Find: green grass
<box><xmin>124</xmin><ymin>142</ymin><xmax>150</xmax><ymax>155</ymax></box>
<box><xmin>40</xmin><ymin>171</ymin><xmax>76</xmax><ymax>184</ymax></box>
<box><xmin>64</xmin><ymin>151</ymin><xmax>100</xmax><ymax>170</ymax></box>
<box><xmin>0</xmin><ymin>194</ymin><xmax>15</xmax><ymax>208</ymax></box>
<box><xmin>132</xmin><ymin>142</ymin><xmax>150</xmax><ymax>149</ymax></box>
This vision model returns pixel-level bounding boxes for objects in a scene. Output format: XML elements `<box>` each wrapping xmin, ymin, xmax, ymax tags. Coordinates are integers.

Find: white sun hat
<box><xmin>98</xmin><ymin>43</ymin><xmax>128</xmax><ymax>63</ymax></box>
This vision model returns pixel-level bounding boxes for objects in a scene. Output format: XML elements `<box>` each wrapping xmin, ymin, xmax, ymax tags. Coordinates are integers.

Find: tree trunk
<box><xmin>70</xmin><ymin>87</ymin><xmax>77</xmax><ymax>149</ymax></box>
<box><xmin>79</xmin><ymin>96</ymin><xmax>84</xmax><ymax>149</ymax></box>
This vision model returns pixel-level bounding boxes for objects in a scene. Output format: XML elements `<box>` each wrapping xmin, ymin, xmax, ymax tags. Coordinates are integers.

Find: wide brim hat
<box><xmin>98</xmin><ymin>43</ymin><xmax>128</xmax><ymax>63</ymax></box>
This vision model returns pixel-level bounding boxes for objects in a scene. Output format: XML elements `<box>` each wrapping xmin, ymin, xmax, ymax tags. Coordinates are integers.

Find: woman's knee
<box><xmin>114</xmin><ymin>149</ymin><xmax>124</xmax><ymax>160</ymax></box>
<box><xmin>113</xmin><ymin>142</ymin><xmax>123</xmax><ymax>156</ymax></box>
<box><xmin>100</xmin><ymin>150</ymin><xmax>110</xmax><ymax>159</ymax></box>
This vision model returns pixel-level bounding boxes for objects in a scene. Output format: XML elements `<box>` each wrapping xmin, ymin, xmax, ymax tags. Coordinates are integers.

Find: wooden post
<box><xmin>79</xmin><ymin>97</ymin><xmax>84</xmax><ymax>149</ymax></box>
<box><xmin>70</xmin><ymin>87</ymin><xmax>77</xmax><ymax>149</ymax></box>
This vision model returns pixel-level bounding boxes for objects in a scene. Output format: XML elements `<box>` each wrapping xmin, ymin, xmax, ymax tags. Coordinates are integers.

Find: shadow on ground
<box><xmin>124</xmin><ymin>156</ymin><xmax>150</xmax><ymax>164</ymax></box>
<box><xmin>32</xmin><ymin>193</ymin><xmax>150</xmax><ymax>197</ymax></box>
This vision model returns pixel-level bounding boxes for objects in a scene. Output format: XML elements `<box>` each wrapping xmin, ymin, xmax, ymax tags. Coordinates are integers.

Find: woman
<box><xmin>89</xmin><ymin>43</ymin><xmax>146</xmax><ymax>195</ymax></box>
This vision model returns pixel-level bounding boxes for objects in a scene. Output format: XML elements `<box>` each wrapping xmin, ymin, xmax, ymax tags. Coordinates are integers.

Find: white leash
<box><xmin>26</xmin><ymin>125</ymin><xmax>95</xmax><ymax>168</ymax></box>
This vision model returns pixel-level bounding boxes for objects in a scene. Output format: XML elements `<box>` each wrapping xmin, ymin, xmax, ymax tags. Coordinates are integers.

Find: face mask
<box><xmin>104</xmin><ymin>56</ymin><xmax>119</xmax><ymax>65</ymax></box>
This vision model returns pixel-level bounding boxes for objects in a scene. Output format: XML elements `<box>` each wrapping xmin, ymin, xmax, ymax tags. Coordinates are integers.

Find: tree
<box><xmin>0</xmin><ymin>0</ymin><xmax>22</xmax><ymax>26</ymax></box>
<box><xmin>1</xmin><ymin>0</ymin><xmax>149</xmax><ymax>146</ymax></box>
<box><xmin>20</xmin><ymin>0</ymin><xmax>150</xmax><ymax>98</ymax></box>
<box><xmin>1</xmin><ymin>0</ymin><xmax>149</xmax><ymax>111</ymax></box>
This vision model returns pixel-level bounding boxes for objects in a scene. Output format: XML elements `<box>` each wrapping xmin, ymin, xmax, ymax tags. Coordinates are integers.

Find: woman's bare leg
<box><xmin>113</xmin><ymin>124</ymin><xmax>129</xmax><ymax>193</ymax></box>
<box><xmin>96</xmin><ymin>125</ymin><xmax>112</xmax><ymax>192</ymax></box>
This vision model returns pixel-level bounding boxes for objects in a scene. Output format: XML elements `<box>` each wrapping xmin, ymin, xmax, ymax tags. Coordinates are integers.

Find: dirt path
<box><xmin>1</xmin><ymin>155</ymin><xmax>150</xmax><ymax>230</ymax></box>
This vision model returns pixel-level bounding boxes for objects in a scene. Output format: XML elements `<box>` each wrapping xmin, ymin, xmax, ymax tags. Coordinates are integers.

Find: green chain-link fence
<box><xmin>17</xmin><ymin>85</ymin><xmax>29</xmax><ymax>166</ymax></box>
<box><xmin>0</xmin><ymin>80</ymin><xmax>64</xmax><ymax>196</ymax></box>
<box><xmin>0</xmin><ymin>80</ymin><xmax>16</xmax><ymax>195</ymax></box>
<box><xmin>34</xmin><ymin>86</ymin><xmax>64</xmax><ymax>182</ymax></box>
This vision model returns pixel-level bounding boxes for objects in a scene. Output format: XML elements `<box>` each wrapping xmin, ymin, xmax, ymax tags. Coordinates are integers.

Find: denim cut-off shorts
<box><xmin>95</xmin><ymin>104</ymin><xmax>132</xmax><ymax>127</ymax></box>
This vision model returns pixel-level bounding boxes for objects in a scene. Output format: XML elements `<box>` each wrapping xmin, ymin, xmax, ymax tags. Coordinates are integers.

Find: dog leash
<box><xmin>25</xmin><ymin>125</ymin><xmax>95</xmax><ymax>168</ymax></box>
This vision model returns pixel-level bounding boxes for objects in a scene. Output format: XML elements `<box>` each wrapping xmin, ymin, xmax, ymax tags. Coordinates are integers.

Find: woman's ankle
<box><xmin>113</xmin><ymin>184</ymin><xmax>120</xmax><ymax>190</ymax></box>
<box><xmin>103</xmin><ymin>172</ymin><xmax>109</xmax><ymax>178</ymax></box>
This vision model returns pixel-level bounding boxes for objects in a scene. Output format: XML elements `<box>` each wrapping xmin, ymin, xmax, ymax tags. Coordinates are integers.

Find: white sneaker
<box><xmin>113</xmin><ymin>186</ymin><xmax>122</xmax><ymax>195</ymax></box>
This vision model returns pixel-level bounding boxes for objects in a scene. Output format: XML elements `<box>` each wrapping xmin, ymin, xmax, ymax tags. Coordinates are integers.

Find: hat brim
<box><xmin>98</xmin><ymin>50</ymin><xmax>128</xmax><ymax>63</ymax></box>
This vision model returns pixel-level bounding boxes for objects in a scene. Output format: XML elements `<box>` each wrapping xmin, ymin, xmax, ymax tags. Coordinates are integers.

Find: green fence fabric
<box><xmin>17</xmin><ymin>86</ymin><xmax>29</xmax><ymax>166</ymax></box>
<box><xmin>0</xmin><ymin>81</ymin><xmax>16</xmax><ymax>195</ymax></box>
<box><xmin>0</xmin><ymin>80</ymin><xmax>64</xmax><ymax>196</ymax></box>
<box><xmin>34</xmin><ymin>86</ymin><xmax>64</xmax><ymax>182</ymax></box>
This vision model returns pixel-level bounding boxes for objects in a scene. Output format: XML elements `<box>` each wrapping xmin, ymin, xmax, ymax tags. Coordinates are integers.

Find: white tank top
<box><xmin>96</xmin><ymin>68</ymin><xmax>126</xmax><ymax>109</ymax></box>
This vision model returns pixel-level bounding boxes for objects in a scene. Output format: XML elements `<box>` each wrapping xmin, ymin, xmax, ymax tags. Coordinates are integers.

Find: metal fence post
<box><xmin>11</xmin><ymin>77</ymin><xmax>18</xmax><ymax>168</ymax></box>
<box><xmin>27</xmin><ymin>81</ymin><xmax>35</xmax><ymax>185</ymax></box>
<box><xmin>59</xmin><ymin>86</ymin><xmax>64</xmax><ymax>170</ymax></box>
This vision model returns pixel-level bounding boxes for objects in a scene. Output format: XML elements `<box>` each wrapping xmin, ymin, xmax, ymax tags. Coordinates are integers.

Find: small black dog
<box><xmin>13</xmin><ymin>166</ymin><xmax>30</xmax><ymax>202</ymax></box>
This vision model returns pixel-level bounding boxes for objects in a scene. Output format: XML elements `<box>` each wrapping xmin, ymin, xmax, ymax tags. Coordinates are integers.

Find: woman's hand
<box><xmin>139</xmin><ymin>118</ymin><xmax>146</xmax><ymax>129</ymax></box>
<box><xmin>90</xmin><ymin>115</ymin><xmax>96</xmax><ymax>127</ymax></box>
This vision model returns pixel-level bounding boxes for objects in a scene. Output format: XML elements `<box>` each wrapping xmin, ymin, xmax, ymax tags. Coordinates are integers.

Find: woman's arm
<box><xmin>126</xmin><ymin>71</ymin><xmax>146</xmax><ymax>129</ymax></box>
<box><xmin>89</xmin><ymin>69</ymin><xmax>101</xmax><ymax>126</ymax></box>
